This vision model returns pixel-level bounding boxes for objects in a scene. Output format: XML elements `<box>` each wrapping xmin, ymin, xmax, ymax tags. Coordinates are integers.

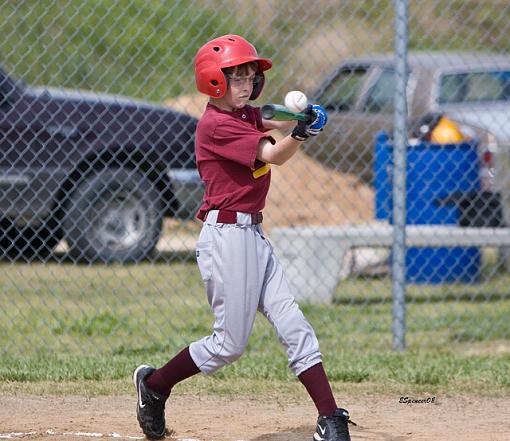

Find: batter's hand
<box><xmin>291</xmin><ymin>104</ymin><xmax>328</xmax><ymax>141</ymax></box>
<box><xmin>306</xmin><ymin>104</ymin><xmax>328</xmax><ymax>136</ymax></box>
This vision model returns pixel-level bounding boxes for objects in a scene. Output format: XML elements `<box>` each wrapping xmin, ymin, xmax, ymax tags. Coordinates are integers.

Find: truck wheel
<box><xmin>63</xmin><ymin>168</ymin><xmax>163</xmax><ymax>263</ymax></box>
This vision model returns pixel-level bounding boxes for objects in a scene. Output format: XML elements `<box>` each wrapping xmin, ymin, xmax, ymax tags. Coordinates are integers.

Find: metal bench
<box><xmin>270</xmin><ymin>223</ymin><xmax>510</xmax><ymax>302</ymax></box>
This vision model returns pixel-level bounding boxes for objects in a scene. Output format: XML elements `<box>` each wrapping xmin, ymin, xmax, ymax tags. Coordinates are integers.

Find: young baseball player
<box><xmin>133</xmin><ymin>34</ymin><xmax>355</xmax><ymax>441</ymax></box>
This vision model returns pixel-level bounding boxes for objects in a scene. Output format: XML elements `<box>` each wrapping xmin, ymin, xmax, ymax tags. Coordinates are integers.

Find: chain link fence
<box><xmin>1</xmin><ymin>0</ymin><xmax>510</xmax><ymax>359</ymax></box>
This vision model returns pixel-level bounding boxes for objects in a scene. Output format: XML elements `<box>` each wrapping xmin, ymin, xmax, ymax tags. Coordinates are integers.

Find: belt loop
<box><xmin>235</xmin><ymin>212</ymin><xmax>251</xmax><ymax>225</ymax></box>
<box><xmin>205</xmin><ymin>210</ymin><xmax>219</xmax><ymax>224</ymax></box>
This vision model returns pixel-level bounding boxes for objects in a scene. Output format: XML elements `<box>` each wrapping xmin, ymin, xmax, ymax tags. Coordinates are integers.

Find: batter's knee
<box><xmin>189</xmin><ymin>335</ymin><xmax>247</xmax><ymax>375</ymax></box>
<box><xmin>217</xmin><ymin>339</ymin><xmax>246</xmax><ymax>364</ymax></box>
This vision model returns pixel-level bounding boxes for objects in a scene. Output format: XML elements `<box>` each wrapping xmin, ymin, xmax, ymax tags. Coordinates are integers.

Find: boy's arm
<box><xmin>257</xmin><ymin>117</ymin><xmax>301</xmax><ymax>166</ymax></box>
<box><xmin>256</xmin><ymin>135</ymin><xmax>302</xmax><ymax>166</ymax></box>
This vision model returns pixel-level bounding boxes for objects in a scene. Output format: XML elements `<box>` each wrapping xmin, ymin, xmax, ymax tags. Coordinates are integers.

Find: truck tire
<box><xmin>63</xmin><ymin>168</ymin><xmax>163</xmax><ymax>263</ymax></box>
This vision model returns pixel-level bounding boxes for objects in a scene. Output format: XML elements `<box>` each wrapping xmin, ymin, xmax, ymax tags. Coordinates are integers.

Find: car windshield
<box><xmin>438</xmin><ymin>70</ymin><xmax>510</xmax><ymax>104</ymax></box>
<box><xmin>318</xmin><ymin>66</ymin><xmax>369</xmax><ymax>111</ymax></box>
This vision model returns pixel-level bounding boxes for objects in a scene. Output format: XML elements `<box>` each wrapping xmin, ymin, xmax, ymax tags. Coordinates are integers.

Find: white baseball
<box><xmin>284</xmin><ymin>90</ymin><xmax>308</xmax><ymax>112</ymax></box>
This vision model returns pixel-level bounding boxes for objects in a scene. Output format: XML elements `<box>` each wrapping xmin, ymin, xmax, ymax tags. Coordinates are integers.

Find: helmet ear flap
<box><xmin>249</xmin><ymin>73</ymin><xmax>265</xmax><ymax>100</ymax></box>
<box><xmin>196</xmin><ymin>67</ymin><xmax>227</xmax><ymax>98</ymax></box>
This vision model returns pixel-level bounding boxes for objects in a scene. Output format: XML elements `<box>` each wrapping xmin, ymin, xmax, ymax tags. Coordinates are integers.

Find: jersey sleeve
<box><xmin>210</xmin><ymin>118</ymin><xmax>269</xmax><ymax>169</ymax></box>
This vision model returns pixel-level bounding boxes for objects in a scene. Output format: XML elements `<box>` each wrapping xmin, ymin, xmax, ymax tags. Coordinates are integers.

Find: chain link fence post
<box><xmin>392</xmin><ymin>0</ymin><xmax>409</xmax><ymax>352</ymax></box>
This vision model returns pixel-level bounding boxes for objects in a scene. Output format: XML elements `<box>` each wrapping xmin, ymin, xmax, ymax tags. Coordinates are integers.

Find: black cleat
<box><xmin>133</xmin><ymin>364</ymin><xmax>168</xmax><ymax>439</ymax></box>
<box><xmin>313</xmin><ymin>408</ymin><xmax>356</xmax><ymax>441</ymax></box>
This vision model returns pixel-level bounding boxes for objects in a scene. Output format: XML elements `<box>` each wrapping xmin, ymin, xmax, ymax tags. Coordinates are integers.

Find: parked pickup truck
<box><xmin>0</xmin><ymin>65</ymin><xmax>203</xmax><ymax>263</ymax></box>
<box><xmin>309</xmin><ymin>52</ymin><xmax>510</xmax><ymax>227</ymax></box>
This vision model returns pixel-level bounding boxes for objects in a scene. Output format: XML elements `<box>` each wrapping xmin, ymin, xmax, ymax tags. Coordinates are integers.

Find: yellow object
<box><xmin>252</xmin><ymin>163</ymin><xmax>271</xmax><ymax>178</ymax></box>
<box><xmin>430</xmin><ymin>117</ymin><xmax>464</xmax><ymax>144</ymax></box>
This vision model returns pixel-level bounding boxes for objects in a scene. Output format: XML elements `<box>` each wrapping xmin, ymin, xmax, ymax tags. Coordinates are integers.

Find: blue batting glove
<box><xmin>306</xmin><ymin>104</ymin><xmax>328</xmax><ymax>136</ymax></box>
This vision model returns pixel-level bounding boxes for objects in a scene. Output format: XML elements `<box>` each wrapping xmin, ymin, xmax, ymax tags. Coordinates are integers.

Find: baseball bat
<box><xmin>261</xmin><ymin>104</ymin><xmax>307</xmax><ymax>121</ymax></box>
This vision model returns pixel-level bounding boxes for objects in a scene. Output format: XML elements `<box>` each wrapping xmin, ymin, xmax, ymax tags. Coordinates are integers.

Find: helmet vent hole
<box><xmin>228</xmin><ymin>38</ymin><xmax>235</xmax><ymax>42</ymax></box>
<box><xmin>213</xmin><ymin>46</ymin><xmax>220</xmax><ymax>52</ymax></box>
<box><xmin>211</xmin><ymin>80</ymin><xmax>218</xmax><ymax>86</ymax></box>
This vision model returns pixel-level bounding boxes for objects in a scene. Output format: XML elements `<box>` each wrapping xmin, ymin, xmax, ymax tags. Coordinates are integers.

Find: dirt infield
<box><xmin>1</xmin><ymin>393</ymin><xmax>509</xmax><ymax>441</ymax></box>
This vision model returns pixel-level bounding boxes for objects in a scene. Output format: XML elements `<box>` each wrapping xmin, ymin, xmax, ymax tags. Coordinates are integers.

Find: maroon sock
<box><xmin>298</xmin><ymin>362</ymin><xmax>337</xmax><ymax>416</ymax></box>
<box><xmin>146</xmin><ymin>346</ymin><xmax>200</xmax><ymax>397</ymax></box>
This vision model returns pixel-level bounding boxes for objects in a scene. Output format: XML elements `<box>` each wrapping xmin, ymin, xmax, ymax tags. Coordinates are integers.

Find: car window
<box><xmin>317</xmin><ymin>67</ymin><xmax>369</xmax><ymax>111</ymax></box>
<box><xmin>363</xmin><ymin>68</ymin><xmax>395</xmax><ymax>113</ymax></box>
<box><xmin>438</xmin><ymin>71</ymin><xmax>510</xmax><ymax>103</ymax></box>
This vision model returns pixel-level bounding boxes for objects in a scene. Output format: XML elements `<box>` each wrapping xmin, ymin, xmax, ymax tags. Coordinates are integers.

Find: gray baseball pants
<box><xmin>189</xmin><ymin>210</ymin><xmax>322</xmax><ymax>376</ymax></box>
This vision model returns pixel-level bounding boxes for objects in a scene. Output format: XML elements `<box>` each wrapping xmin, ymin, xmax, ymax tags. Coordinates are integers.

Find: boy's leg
<box><xmin>134</xmin><ymin>223</ymin><xmax>264</xmax><ymax>438</ymax></box>
<box><xmin>146</xmin><ymin>346</ymin><xmax>200</xmax><ymax>396</ymax></box>
<box><xmin>298</xmin><ymin>363</ymin><xmax>337</xmax><ymax>416</ymax></box>
<box><xmin>256</xmin><ymin>238</ymin><xmax>323</xmax><ymax>382</ymax></box>
<box><xmin>258</xmin><ymin>238</ymin><xmax>354</xmax><ymax>440</ymax></box>
<box><xmin>189</xmin><ymin>223</ymin><xmax>265</xmax><ymax>373</ymax></box>
<box><xmin>134</xmin><ymin>347</ymin><xmax>201</xmax><ymax>439</ymax></box>
<box><xmin>257</xmin><ymin>255</ymin><xmax>336</xmax><ymax>414</ymax></box>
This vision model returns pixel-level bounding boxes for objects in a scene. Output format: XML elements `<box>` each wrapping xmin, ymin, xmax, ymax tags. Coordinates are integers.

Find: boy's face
<box><xmin>219</xmin><ymin>65</ymin><xmax>257</xmax><ymax>111</ymax></box>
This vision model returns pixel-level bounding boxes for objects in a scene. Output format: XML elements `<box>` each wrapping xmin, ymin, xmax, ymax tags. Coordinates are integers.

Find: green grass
<box><xmin>1</xmin><ymin>259</ymin><xmax>509</xmax><ymax>397</ymax></box>
<box><xmin>1</xmin><ymin>1</ymin><xmax>510</xmax><ymax>399</ymax></box>
<box><xmin>0</xmin><ymin>1</ymin><xmax>273</xmax><ymax>102</ymax></box>
<box><xmin>2</xmin><ymin>0</ymin><xmax>509</xmax><ymax>105</ymax></box>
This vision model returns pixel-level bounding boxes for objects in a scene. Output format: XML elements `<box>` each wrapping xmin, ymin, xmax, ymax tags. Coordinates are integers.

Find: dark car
<box><xmin>0</xmin><ymin>65</ymin><xmax>202</xmax><ymax>263</ymax></box>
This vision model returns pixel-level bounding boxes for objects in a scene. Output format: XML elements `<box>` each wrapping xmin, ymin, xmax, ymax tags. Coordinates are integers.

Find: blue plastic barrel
<box><xmin>374</xmin><ymin>132</ymin><xmax>481</xmax><ymax>284</ymax></box>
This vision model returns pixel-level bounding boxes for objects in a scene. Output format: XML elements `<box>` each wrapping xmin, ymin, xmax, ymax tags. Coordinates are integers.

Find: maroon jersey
<box><xmin>195</xmin><ymin>103</ymin><xmax>274</xmax><ymax>220</ymax></box>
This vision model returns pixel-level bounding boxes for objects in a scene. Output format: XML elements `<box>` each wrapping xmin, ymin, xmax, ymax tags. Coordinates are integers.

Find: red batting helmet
<box><xmin>194</xmin><ymin>34</ymin><xmax>272</xmax><ymax>100</ymax></box>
